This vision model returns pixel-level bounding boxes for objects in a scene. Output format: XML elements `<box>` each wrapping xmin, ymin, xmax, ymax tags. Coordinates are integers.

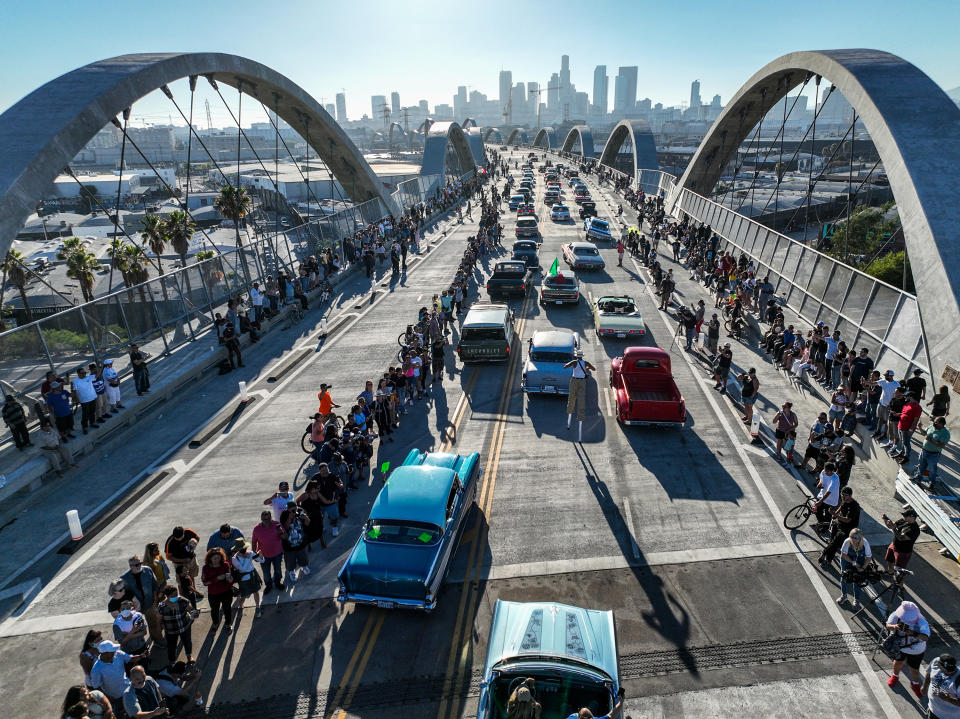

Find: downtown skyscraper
<box><xmin>593</xmin><ymin>65</ymin><xmax>608</xmax><ymax>117</ymax></box>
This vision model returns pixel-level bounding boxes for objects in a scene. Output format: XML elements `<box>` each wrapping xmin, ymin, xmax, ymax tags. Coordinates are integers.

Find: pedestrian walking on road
<box><xmin>564</xmin><ymin>356</ymin><xmax>596</xmax><ymax>442</ymax></box>
<box><xmin>616</xmin><ymin>239</ymin><xmax>625</xmax><ymax>267</ymax></box>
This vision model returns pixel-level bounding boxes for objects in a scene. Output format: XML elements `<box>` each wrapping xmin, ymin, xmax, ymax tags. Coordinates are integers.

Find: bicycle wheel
<box><xmin>301</xmin><ymin>431</ymin><xmax>313</xmax><ymax>454</ymax></box>
<box><xmin>783</xmin><ymin>503</ymin><xmax>811</xmax><ymax>530</ymax></box>
<box><xmin>397</xmin><ymin>333</ymin><xmax>408</xmax><ymax>347</ymax></box>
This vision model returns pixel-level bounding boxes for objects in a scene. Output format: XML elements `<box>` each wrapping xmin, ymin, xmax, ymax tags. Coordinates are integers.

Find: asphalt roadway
<box><xmin>0</xmin><ymin>149</ymin><xmax>957</xmax><ymax>719</ymax></box>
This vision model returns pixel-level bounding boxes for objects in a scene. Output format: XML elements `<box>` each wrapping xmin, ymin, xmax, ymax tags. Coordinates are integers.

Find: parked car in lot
<box><xmin>593</xmin><ymin>295</ymin><xmax>645</xmax><ymax>338</ymax></box>
<box><xmin>476</xmin><ymin>600</ymin><xmax>621</xmax><ymax>719</ymax></box>
<box><xmin>562</xmin><ymin>241</ymin><xmax>605</xmax><ymax>270</ymax></box>
<box><xmin>515</xmin><ymin>216</ymin><xmax>540</xmax><ymax>238</ymax></box>
<box><xmin>522</xmin><ymin>330</ymin><xmax>580</xmax><ymax>395</ymax></box>
<box><xmin>610</xmin><ymin>346</ymin><xmax>686</xmax><ymax>426</ymax></box>
<box><xmin>486</xmin><ymin>260</ymin><xmax>535</xmax><ymax>298</ymax></box>
<box><xmin>337</xmin><ymin>449</ymin><xmax>481</xmax><ymax>611</ymax></box>
<box><xmin>540</xmin><ymin>271</ymin><xmax>580</xmax><ymax>305</ymax></box>
<box><xmin>457</xmin><ymin>303</ymin><xmax>516</xmax><ymax>362</ymax></box>
<box><xmin>579</xmin><ymin>200</ymin><xmax>598</xmax><ymax>219</ymax></box>
<box><xmin>584</xmin><ymin>217</ymin><xmax>613</xmax><ymax>242</ymax></box>
<box><xmin>550</xmin><ymin>204</ymin><xmax>571</xmax><ymax>222</ymax></box>
<box><xmin>511</xmin><ymin>240</ymin><xmax>539</xmax><ymax>269</ymax></box>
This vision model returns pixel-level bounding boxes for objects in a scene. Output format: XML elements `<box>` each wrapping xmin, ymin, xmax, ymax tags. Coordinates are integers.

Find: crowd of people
<box><xmin>55</xmin><ymin>165</ymin><xmax>499</xmax><ymax>719</ymax></box>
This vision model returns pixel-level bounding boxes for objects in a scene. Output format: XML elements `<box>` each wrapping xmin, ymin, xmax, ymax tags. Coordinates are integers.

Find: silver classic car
<box><xmin>521</xmin><ymin>330</ymin><xmax>580</xmax><ymax>395</ymax></box>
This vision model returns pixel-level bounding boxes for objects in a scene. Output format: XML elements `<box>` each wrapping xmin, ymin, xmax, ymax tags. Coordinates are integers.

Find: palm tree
<box><xmin>164</xmin><ymin>210</ymin><xmax>196</xmax><ymax>296</ymax></box>
<box><xmin>123</xmin><ymin>244</ymin><xmax>150</xmax><ymax>302</ymax></box>
<box><xmin>106</xmin><ymin>237</ymin><xmax>130</xmax><ymax>292</ymax></box>
<box><xmin>140</xmin><ymin>214</ymin><xmax>168</xmax><ymax>276</ymax></box>
<box><xmin>214</xmin><ymin>185</ymin><xmax>253</xmax><ymax>282</ymax></box>
<box><xmin>64</xmin><ymin>249</ymin><xmax>100</xmax><ymax>303</ymax></box>
<box><xmin>194</xmin><ymin>250</ymin><xmax>221</xmax><ymax>299</ymax></box>
<box><xmin>1</xmin><ymin>249</ymin><xmax>34</xmax><ymax>323</ymax></box>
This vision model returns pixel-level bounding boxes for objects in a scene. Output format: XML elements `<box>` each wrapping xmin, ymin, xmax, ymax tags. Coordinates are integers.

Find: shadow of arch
<box><xmin>533</xmin><ymin>127</ymin><xmax>558</xmax><ymax>149</ymax></box>
<box><xmin>599</xmin><ymin>119</ymin><xmax>658</xmax><ymax>185</ymax></box>
<box><xmin>0</xmin><ymin>52</ymin><xmax>400</xmax><ymax>256</ymax></box>
<box><xmin>506</xmin><ymin>128</ymin><xmax>528</xmax><ymax>145</ymax></box>
<box><xmin>420</xmin><ymin>121</ymin><xmax>476</xmax><ymax>189</ymax></box>
<box><xmin>561</xmin><ymin>125</ymin><xmax>595</xmax><ymax>158</ymax></box>
<box><xmin>461</xmin><ymin>117</ymin><xmax>477</xmax><ymax>129</ymax></box>
<box><xmin>670</xmin><ymin>48</ymin><xmax>960</xmax><ymax>375</ymax></box>
<box><xmin>465</xmin><ymin>127</ymin><xmax>486</xmax><ymax>165</ymax></box>
<box><xmin>483</xmin><ymin>127</ymin><xmax>504</xmax><ymax>143</ymax></box>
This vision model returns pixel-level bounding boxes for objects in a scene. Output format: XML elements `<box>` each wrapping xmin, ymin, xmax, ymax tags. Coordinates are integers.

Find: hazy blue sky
<box><xmin>1</xmin><ymin>0</ymin><xmax>957</xmax><ymax>123</ymax></box>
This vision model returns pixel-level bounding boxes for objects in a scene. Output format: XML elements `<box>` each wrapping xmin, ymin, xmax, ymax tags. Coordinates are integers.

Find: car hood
<box><xmin>523</xmin><ymin>359</ymin><xmax>574</xmax><ymax>382</ymax></box>
<box><xmin>340</xmin><ymin>539</ymin><xmax>438</xmax><ymax>598</ymax></box>
<box><xmin>483</xmin><ymin>600</ymin><xmax>618</xmax><ymax>684</ymax></box>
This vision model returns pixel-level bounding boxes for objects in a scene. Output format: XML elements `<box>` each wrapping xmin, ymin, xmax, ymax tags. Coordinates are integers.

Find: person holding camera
<box><xmin>885</xmin><ymin>600</ymin><xmax>930</xmax><ymax>696</ymax></box>
<box><xmin>280</xmin><ymin>500</ymin><xmax>311</xmax><ymax>584</ymax></box>
<box><xmin>921</xmin><ymin>652</ymin><xmax>960</xmax><ymax>719</ymax></box>
<box><xmin>836</xmin><ymin>527</ymin><xmax>871</xmax><ymax>610</ymax></box>
<box><xmin>883</xmin><ymin>508</ymin><xmax>921</xmax><ymax>572</ymax></box>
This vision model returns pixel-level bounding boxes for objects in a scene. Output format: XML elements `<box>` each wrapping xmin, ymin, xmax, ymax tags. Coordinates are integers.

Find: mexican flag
<box><xmin>547</xmin><ymin>257</ymin><xmax>560</xmax><ymax>276</ymax></box>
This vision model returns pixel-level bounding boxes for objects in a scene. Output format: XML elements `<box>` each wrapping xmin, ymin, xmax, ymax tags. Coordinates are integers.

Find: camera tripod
<box><xmin>870</xmin><ymin>566</ymin><xmax>913</xmax><ymax>616</ymax></box>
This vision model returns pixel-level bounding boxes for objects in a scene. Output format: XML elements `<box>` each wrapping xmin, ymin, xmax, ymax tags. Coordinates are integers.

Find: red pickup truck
<box><xmin>609</xmin><ymin>347</ymin><xmax>685</xmax><ymax>427</ymax></box>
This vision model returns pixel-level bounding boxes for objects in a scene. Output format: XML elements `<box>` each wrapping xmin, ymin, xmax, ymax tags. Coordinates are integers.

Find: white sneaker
<box><xmin>332</xmin><ymin>526</ymin><xmax>339</xmax><ymax>537</ymax></box>
<box><xmin>301</xmin><ymin>566</ymin><xmax>311</xmax><ymax>576</ymax></box>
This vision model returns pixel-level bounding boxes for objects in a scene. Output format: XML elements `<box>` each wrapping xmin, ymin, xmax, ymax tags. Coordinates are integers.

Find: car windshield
<box><xmin>575</xmin><ymin>246</ymin><xmax>599</xmax><ymax>256</ymax></box>
<box><xmin>554</xmin><ymin>205</ymin><xmax>568</xmax><ymax>212</ymax></box>
<box><xmin>546</xmin><ymin>276</ymin><xmax>576</xmax><ymax>288</ymax></box>
<box><xmin>517</xmin><ymin>219</ymin><xmax>538</xmax><ymax>228</ymax></box>
<box><xmin>592</xmin><ymin>220</ymin><xmax>609</xmax><ymax>229</ymax></box>
<box><xmin>487</xmin><ymin>670</ymin><xmax>610</xmax><ymax>719</ymax></box>
<box><xmin>364</xmin><ymin>520</ymin><xmax>441</xmax><ymax>546</ymax></box>
<box><xmin>514</xmin><ymin>242</ymin><xmax>536</xmax><ymax>251</ymax></box>
<box><xmin>462</xmin><ymin>327</ymin><xmax>506</xmax><ymax>341</ymax></box>
<box><xmin>599</xmin><ymin>298</ymin><xmax>636</xmax><ymax>313</ymax></box>
<box><xmin>531</xmin><ymin>349</ymin><xmax>574</xmax><ymax>363</ymax></box>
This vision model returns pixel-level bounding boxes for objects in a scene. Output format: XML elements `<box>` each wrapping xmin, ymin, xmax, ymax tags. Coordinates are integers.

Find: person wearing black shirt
<box><xmin>882</xmin><ymin>509</ymin><xmax>921</xmax><ymax>571</ymax></box>
<box><xmin>905</xmin><ymin>369</ymin><xmax>927</xmax><ymax>400</ymax></box>
<box><xmin>713</xmin><ymin>344</ymin><xmax>733</xmax><ymax>394</ymax></box>
<box><xmin>819</xmin><ymin>487</ymin><xmax>861</xmax><ymax>565</ymax></box>
<box><xmin>850</xmin><ymin>347</ymin><xmax>875</xmax><ymax>393</ymax></box>
<box><xmin>886</xmin><ymin>388</ymin><xmax>906</xmax><ymax>448</ymax></box>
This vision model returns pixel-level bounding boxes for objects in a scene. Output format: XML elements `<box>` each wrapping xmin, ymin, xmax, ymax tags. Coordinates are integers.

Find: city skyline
<box><xmin>2</xmin><ymin>0</ymin><xmax>958</xmax><ymax>125</ymax></box>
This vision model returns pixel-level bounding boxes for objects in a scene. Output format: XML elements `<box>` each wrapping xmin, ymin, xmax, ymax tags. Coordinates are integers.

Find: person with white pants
<box><xmin>564</xmin><ymin>356</ymin><xmax>596</xmax><ymax>442</ymax></box>
<box><xmin>102</xmin><ymin>359</ymin><xmax>124</xmax><ymax>412</ymax></box>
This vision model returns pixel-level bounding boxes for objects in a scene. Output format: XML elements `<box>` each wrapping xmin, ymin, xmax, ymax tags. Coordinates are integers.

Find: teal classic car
<box><xmin>477</xmin><ymin>600</ymin><xmax>621</xmax><ymax>719</ymax></box>
<box><xmin>337</xmin><ymin>449</ymin><xmax>480</xmax><ymax>611</ymax></box>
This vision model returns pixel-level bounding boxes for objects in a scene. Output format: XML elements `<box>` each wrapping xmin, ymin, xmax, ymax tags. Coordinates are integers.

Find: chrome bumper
<box><xmin>337</xmin><ymin>590</ymin><xmax>435</xmax><ymax>611</ymax></box>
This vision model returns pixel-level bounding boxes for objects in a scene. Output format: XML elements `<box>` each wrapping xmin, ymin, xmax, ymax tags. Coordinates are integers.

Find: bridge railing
<box><xmin>537</xmin><ymin>145</ymin><xmax>928</xmax><ymax>377</ymax></box>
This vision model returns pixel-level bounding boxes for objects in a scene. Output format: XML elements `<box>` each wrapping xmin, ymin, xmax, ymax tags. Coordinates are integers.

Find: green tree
<box><xmin>105</xmin><ymin>237</ymin><xmax>129</xmax><ymax>292</ymax></box>
<box><xmin>826</xmin><ymin>202</ymin><xmax>900</xmax><ymax>264</ymax></box>
<box><xmin>214</xmin><ymin>185</ymin><xmax>253</xmax><ymax>281</ymax></box>
<box><xmin>1</xmin><ymin>249</ymin><xmax>34</xmax><ymax>323</ymax></box>
<box><xmin>140</xmin><ymin>213</ymin><xmax>168</xmax><ymax>276</ymax></box>
<box><xmin>864</xmin><ymin>250</ymin><xmax>914</xmax><ymax>293</ymax></box>
<box><xmin>164</xmin><ymin>210</ymin><xmax>195</xmax><ymax>270</ymax></box>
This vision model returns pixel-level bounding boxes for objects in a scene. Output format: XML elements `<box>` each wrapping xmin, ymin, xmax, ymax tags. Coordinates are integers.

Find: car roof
<box><xmin>463</xmin><ymin>303</ymin><xmax>509</xmax><ymax>327</ymax></box>
<box><xmin>513</xmin><ymin>240</ymin><xmax>536</xmax><ymax>247</ymax></box>
<box><xmin>589</xmin><ymin>218</ymin><xmax>608</xmax><ymax>225</ymax></box>
<box><xmin>496</xmin><ymin>260</ymin><xmax>527</xmax><ymax>269</ymax></box>
<box><xmin>531</xmin><ymin>329</ymin><xmax>577</xmax><ymax>351</ymax></box>
<box><xmin>369</xmin><ymin>464</ymin><xmax>456</xmax><ymax>528</ymax></box>
<box><xmin>570</xmin><ymin>241</ymin><xmax>598</xmax><ymax>250</ymax></box>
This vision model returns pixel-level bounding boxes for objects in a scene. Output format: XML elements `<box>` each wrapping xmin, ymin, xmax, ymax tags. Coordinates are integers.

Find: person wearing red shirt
<box><xmin>200</xmin><ymin>548</ymin><xmax>235</xmax><ymax>632</ymax></box>
<box><xmin>893</xmin><ymin>393</ymin><xmax>922</xmax><ymax>464</ymax></box>
<box><xmin>251</xmin><ymin>511</ymin><xmax>285</xmax><ymax>593</ymax></box>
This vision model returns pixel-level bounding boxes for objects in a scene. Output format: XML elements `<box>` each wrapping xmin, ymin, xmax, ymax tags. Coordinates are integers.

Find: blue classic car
<box><xmin>584</xmin><ymin>218</ymin><xmax>613</xmax><ymax>242</ymax></box>
<box><xmin>477</xmin><ymin>600</ymin><xmax>621</xmax><ymax>719</ymax></box>
<box><xmin>521</xmin><ymin>330</ymin><xmax>580</xmax><ymax>395</ymax></box>
<box><xmin>337</xmin><ymin>449</ymin><xmax>480</xmax><ymax>611</ymax></box>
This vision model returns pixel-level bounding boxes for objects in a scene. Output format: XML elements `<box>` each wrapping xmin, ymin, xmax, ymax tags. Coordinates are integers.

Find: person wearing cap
<box><xmin>883</xmin><ymin>385</ymin><xmax>907</xmax><ymax>450</ymax></box>
<box><xmin>507</xmin><ymin>677</ymin><xmax>542</xmax><ymax>719</ymax></box>
<box><xmin>89</xmin><ymin>362</ymin><xmax>110</xmax><ymax>424</ymax></box>
<box><xmin>882</xmin><ymin>508</ymin><xmax>921</xmax><ymax>571</ymax></box>
<box><xmin>206</xmin><ymin>523</ymin><xmax>245</xmax><ymax>557</ymax></box>
<box><xmin>280</xmin><ymin>499</ymin><xmax>311</xmax><ymax>584</ymax></box>
<box><xmin>264</xmin><ymin>481</ymin><xmax>295</xmax><ymax>521</ymax></box>
<box><xmin>772</xmin><ymin>401</ymin><xmax>799</xmax><ymax>463</ymax></box>
<box><xmin>885</xmin><ymin>600</ymin><xmax>930</xmax><ymax>695</ymax></box>
<box><xmin>913</xmin><ymin>416</ymin><xmax>951</xmax><ymax>488</ymax></box>
<box><xmin>872</xmin><ymin>369</ymin><xmax>901</xmax><ymax>440</ymax></box>
<box><xmin>231</xmin><ymin>538</ymin><xmax>264</xmax><ymax>617</ymax></box>
<box><xmin>922</xmin><ymin>652</ymin><xmax>960</xmax><ymax>718</ymax></box>
<box><xmin>892</xmin><ymin>391</ymin><xmax>923</xmax><ymax>463</ymax></box>
<box><xmin>101</xmin><ymin>358</ymin><xmax>124</xmax><ymax>413</ymax></box>
<box><xmin>89</xmin><ymin>639</ymin><xmax>147</xmax><ymax>705</ymax></box>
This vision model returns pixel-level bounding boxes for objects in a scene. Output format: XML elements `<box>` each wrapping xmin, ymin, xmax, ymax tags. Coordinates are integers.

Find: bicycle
<box><xmin>301</xmin><ymin>413</ymin><xmax>346</xmax><ymax>453</ymax></box>
<box><xmin>316</xmin><ymin>279</ymin><xmax>333</xmax><ymax>303</ymax></box>
<box><xmin>725</xmin><ymin>316</ymin><xmax>745</xmax><ymax>340</ymax></box>
<box><xmin>782</xmin><ymin>496</ymin><xmax>832</xmax><ymax>536</ymax></box>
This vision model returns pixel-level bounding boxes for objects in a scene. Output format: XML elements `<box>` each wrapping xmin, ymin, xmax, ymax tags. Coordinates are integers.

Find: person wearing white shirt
<box><xmin>922</xmin><ymin>653</ymin><xmax>960</xmax><ymax>719</ymax></box>
<box><xmin>563</xmin><ymin>356</ymin><xmax>596</xmax><ymax>442</ymax></box>
<box><xmin>837</xmin><ymin>529</ymin><xmax>871</xmax><ymax>609</ymax></box>
<box><xmin>885</xmin><ymin>600</ymin><xmax>931</xmax><ymax>696</ymax></box>
<box><xmin>249</xmin><ymin>282</ymin><xmax>264</xmax><ymax>322</ymax></box>
<box><xmin>814</xmin><ymin>462</ymin><xmax>840</xmax><ymax>525</ymax></box>
<box><xmin>71</xmin><ymin>366</ymin><xmax>99</xmax><ymax>434</ymax></box>
<box><xmin>102</xmin><ymin>359</ymin><xmax>124</xmax><ymax>411</ymax></box>
<box><xmin>874</xmin><ymin>369</ymin><xmax>902</xmax><ymax>442</ymax></box>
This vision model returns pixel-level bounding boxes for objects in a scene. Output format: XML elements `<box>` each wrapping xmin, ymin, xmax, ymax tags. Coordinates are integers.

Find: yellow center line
<box><xmin>436</xmin><ymin>291</ymin><xmax>530</xmax><ymax>719</ymax></box>
<box><xmin>337</xmin><ymin>611</ymin><xmax>387</xmax><ymax>717</ymax></box>
<box><xmin>439</xmin><ymin>368</ymin><xmax>479</xmax><ymax>452</ymax></box>
<box><xmin>326</xmin><ymin>609</ymin><xmax>380</xmax><ymax>718</ymax></box>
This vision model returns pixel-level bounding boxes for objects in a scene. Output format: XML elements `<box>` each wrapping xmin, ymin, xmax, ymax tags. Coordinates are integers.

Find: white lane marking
<box><xmin>640</xmin><ymin>247</ymin><xmax>900</xmax><ymax>719</ymax></box>
<box><xmin>602</xmin><ymin>384</ymin><xmax>614</xmax><ymax>418</ymax></box>
<box><xmin>0</xmin><ymin>216</ymin><xmax>469</xmax><ymax>605</ymax></box>
<box><xmin>621</xmin><ymin>498</ymin><xmax>641</xmax><ymax>559</ymax></box>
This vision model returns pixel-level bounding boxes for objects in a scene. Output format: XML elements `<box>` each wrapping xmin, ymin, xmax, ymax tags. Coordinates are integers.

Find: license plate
<box><xmin>555</xmin><ymin>300</ymin><xmax>563</xmax><ymax>305</ymax></box>
<box><xmin>543</xmin><ymin>385</ymin><xmax>556</xmax><ymax>393</ymax></box>
<box><xmin>616</xmin><ymin>332</ymin><xmax>626</xmax><ymax>338</ymax></box>
<box><xmin>376</xmin><ymin>600</ymin><xmax>396</xmax><ymax>609</ymax></box>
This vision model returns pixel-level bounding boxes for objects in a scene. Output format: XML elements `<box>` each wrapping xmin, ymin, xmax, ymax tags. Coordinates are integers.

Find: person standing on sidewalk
<box><xmin>102</xmin><ymin>358</ymin><xmax>124</xmax><ymax>413</ymax></box>
<box><xmin>72</xmin><ymin>366</ymin><xmax>99</xmax><ymax>435</ymax></box>
<box><xmin>157</xmin><ymin>585</ymin><xmax>198</xmax><ymax>665</ymax></box>
<box><xmin>912</xmin><ymin>416</ymin><xmax>950</xmax><ymax>488</ymax></box>
<box><xmin>46</xmin><ymin>381</ymin><xmax>75</xmax><ymax>442</ymax></box>
<box><xmin>739</xmin><ymin>368</ymin><xmax>759</xmax><ymax>425</ymax></box>
<box><xmin>37</xmin><ymin>420</ymin><xmax>74</xmax><ymax>475</ymax></box>
<box><xmin>129</xmin><ymin>343</ymin><xmax>151</xmax><ymax>396</ymax></box>
<box><xmin>122</xmin><ymin>554</ymin><xmax>164</xmax><ymax>645</ymax></box>
<box><xmin>773</xmin><ymin>401</ymin><xmax>800</xmax><ymax>463</ymax></box>
<box><xmin>892</xmin><ymin>392</ymin><xmax>922</xmax><ymax>464</ymax></box>
<box><xmin>252</xmin><ymin>510</ymin><xmax>285</xmax><ymax>593</ymax></box>
<box><xmin>2</xmin><ymin>394</ymin><xmax>31</xmax><ymax>450</ymax></box>
<box><xmin>882</xmin><ymin>508</ymin><xmax>921</xmax><ymax>572</ymax></box>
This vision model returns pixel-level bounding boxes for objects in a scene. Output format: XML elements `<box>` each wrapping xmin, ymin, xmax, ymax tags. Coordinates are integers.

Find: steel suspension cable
<box><xmin>159</xmin><ymin>82</ymin><xmax>232</xmax><ymax>186</ymax></box>
<box><xmin>802</xmin><ymin>76</ymin><xmax>822</xmax><ymax>244</ymax></box>
<box><xmin>108</xmin><ymin>107</ymin><xmax>131</xmax><ymax>292</ymax></box>
<box><xmin>844</xmin><ymin>111</ymin><xmax>857</xmax><ymax>263</ymax></box>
